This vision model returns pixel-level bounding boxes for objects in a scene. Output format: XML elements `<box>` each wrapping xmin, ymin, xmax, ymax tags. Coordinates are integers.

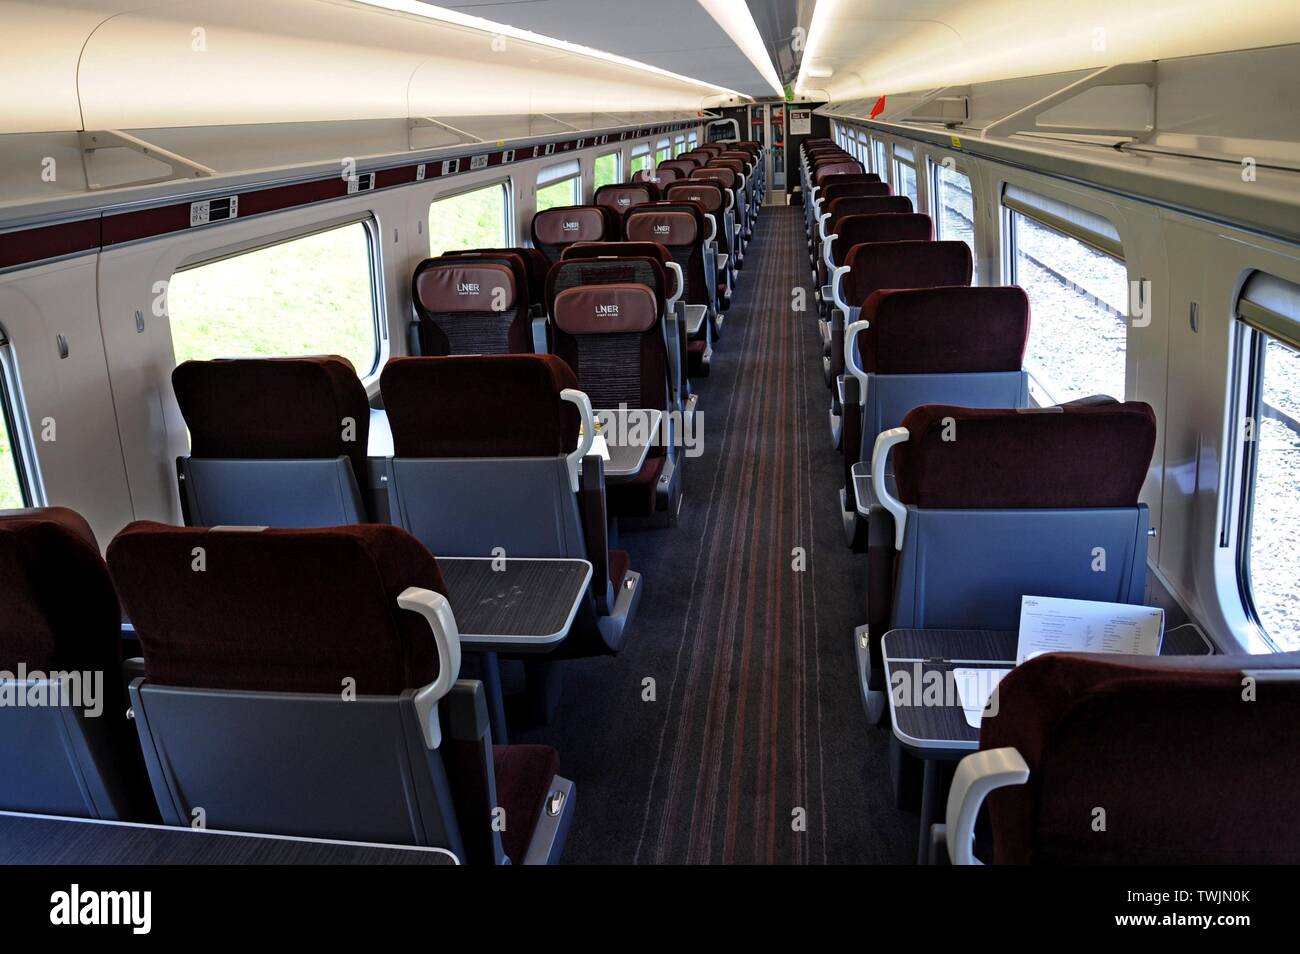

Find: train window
<box><xmin>856</xmin><ymin>131</ymin><xmax>868</xmax><ymax>165</ymax></box>
<box><xmin>593</xmin><ymin>152</ymin><xmax>620</xmax><ymax>190</ymax></box>
<box><xmin>688</xmin><ymin>132</ymin><xmax>698</xmax><ymax>149</ymax></box>
<box><xmin>1236</xmin><ymin>272</ymin><xmax>1300</xmax><ymax>651</ymax></box>
<box><xmin>427</xmin><ymin>182</ymin><xmax>510</xmax><ymax>256</ymax></box>
<box><xmin>673</xmin><ymin>135</ymin><xmax>686</xmax><ymax>156</ymax></box>
<box><xmin>932</xmin><ymin>160</ymin><xmax>977</xmax><ymax>282</ymax></box>
<box><xmin>535</xmin><ymin>159</ymin><xmax>582</xmax><ymax>212</ymax></box>
<box><xmin>872</xmin><ymin>139</ymin><xmax>888</xmax><ymax>181</ymax></box>
<box><xmin>630</xmin><ymin>144</ymin><xmax>652</xmax><ymax>176</ymax></box>
<box><xmin>168</xmin><ymin>221</ymin><xmax>381</xmax><ymax>376</ymax></box>
<box><xmin>894</xmin><ymin>147</ymin><xmax>918</xmax><ymax>209</ymax></box>
<box><xmin>0</xmin><ymin>331</ymin><xmax>32</xmax><ymax>509</ymax></box>
<box><xmin>655</xmin><ymin>138</ymin><xmax>672</xmax><ymax>163</ymax></box>
<box><xmin>1004</xmin><ymin>185</ymin><xmax>1127</xmax><ymax>403</ymax></box>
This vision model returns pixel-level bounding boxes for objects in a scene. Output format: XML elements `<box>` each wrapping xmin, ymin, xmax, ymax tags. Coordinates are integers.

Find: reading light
<box><xmin>351</xmin><ymin>0</ymin><xmax>747</xmax><ymax>99</ymax></box>
<box><xmin>695</xmin><ymin>0</ymin><xmax>786</xmax><ymax>98</ymax></box>
<box><xmin>794</xmin><ymin>0</ymin><xmax>838</xmax><ymax>96</ymax></box>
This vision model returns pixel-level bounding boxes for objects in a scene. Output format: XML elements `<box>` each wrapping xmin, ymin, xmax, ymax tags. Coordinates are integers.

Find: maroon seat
<box><xmin>531</xmin><ymin>205</ymin><xmax>619</xmax><ymax>265</ymax></box>
<box><xmin>440</xmin><ymin>246</ymin><xmax>550</xmax><ymax>311</ymax></box>
<box><xmin>658</xmin><ymin>159</ymin><xmax>698</xmax><ymax>180</ymax></box>
<box><xmin>411</xmin><ymin>253</ymin><xmax>534</xmax><ymax>355</ymax></box>
<box><xmin>665</xmin><ymin>180</ymin><xmax>730</xmax><ymax>261</ymax></box>
<box><xmin>171</xmin><ymin>355</ymin><xmax>371</xmax><ymax>510</ymax></box>
<box><xmin>815</xmin><ymin>159</ymin><xmax>865</xmax><ymax>186</ymax></box>
<box><xmin>825</xmin><ymin>194</ymin><xmax>913</xmax><ymax>232</ymax></box>
<box><xmin>595</xmin><ymin>182</ymin><xmax>657</xmax><ymax>218</ymax></box>
<box><xmin>969</xmin><ymin>650</ymin><xmax>1300</xmax><ymax>864</ymax></box>
<box><xmin>107</xmin><ymin>520</ymin><xmax>569</xmax><ymax>863</ymax></box>
<box><xmin>624</xmin><ymin>201</ymin><xmax>714</xmax><ymax>374</ymax></box>
<box><xmin>856</xmin><ymin>286</ymin><xmax>1030</xmax><ymax>375</ymax></box>
<box><xmin>631</xmin><ymin>166</ymin><xmax>681</xmax><ymax>191</ymax></box>
<box><xmin>0</xmin><ymin>507</ymin><xmax>155</xmax><ymax>821</ymax></box>
<box><xmin>842</xmin><ymin>238</ymin><xmax>971</xmax><ymax>311</ymax></box>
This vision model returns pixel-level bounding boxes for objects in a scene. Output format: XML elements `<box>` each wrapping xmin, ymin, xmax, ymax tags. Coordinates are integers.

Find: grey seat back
<box><xmin>178</xmin><ymin>456</ymin><xmax>365</xmax><ymax>527</ymax></box>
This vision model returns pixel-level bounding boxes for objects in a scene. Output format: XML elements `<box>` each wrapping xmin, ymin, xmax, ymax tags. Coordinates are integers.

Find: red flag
<box><xmin>869</xmin><ymin>95</ymin><xmax>886</xmax><ymax>118</ymax></box>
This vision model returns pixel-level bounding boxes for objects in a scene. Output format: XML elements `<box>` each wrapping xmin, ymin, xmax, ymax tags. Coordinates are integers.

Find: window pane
<box><xmin>536</xmin><ymin>177</ymin><xmax>578</xmax><ymax>213</ymax></box>
<box><xmin>1247</xmin><ymin>334</ymin><xmax>1300</xmax><ymax>650</ymax></box>
<box><xmin>594</xmin><ymin>153</ymin><xmax>619</xmax><ymax>190</ymax></box>
<box><xmin>1012</xmin><ymin>211</ymin><xmax>1128</xmax><ymax>403</ymax></box>
<box><xmin>428</xmin><ymin>184</ymin><xmax>508</xmax><ymax>257</ymax></box>
<box><xmin>630</xmin><ymin>152</ymin><xmax>652</xmax><ymax>176</ymax></box>
<box><xmin>0</xmin><ymin>408</ymin><xmax>23</xmax><ymax>509</ymax></box>
<box><xmin>895</xmin><ymin>160</ymin><xmax>918</xmax><ymax>208</ymax></box>
<box><xmin>934</xmin><ymin>163</ymin><xmax>977</xmax><ymax>283</ymax></box>
<box><xmin>168</xmin><ymin>222</ymin><xmax>379</xmax><ymax>375</ymax></box>
<box><xmin>873</xmin><ymin>142</ymin><xmax>888</xmax><ymax>181</ymax></box>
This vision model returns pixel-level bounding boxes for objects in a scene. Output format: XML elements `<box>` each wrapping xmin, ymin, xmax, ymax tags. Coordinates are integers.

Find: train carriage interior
<box><xmin>3</xmin><ymin>0</ymin><xmax>1300</xmax><ymax>887</ymax></box>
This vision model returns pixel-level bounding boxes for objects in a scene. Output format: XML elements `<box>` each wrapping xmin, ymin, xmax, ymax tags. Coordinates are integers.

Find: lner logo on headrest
<box><xmin>595</xmin><ymin>303</ymin><xmax>620</xmax><ymax>317</ymax></box>
<box><xmin>617</xmin><ymin>197</ymin><xmax>631</xmax><ymax>206</ymax></box>
<box><xmin>456</xmin><ymin>282</ymin><xmax>481</xmax><ymax>295</ymax></box>
<box><xmin>653</xmin><ymin>224</ymin><xmax>672</xmax><ymax>234</ymax></box>
<box><xmin>561</xmin><ymin>221</ymin><xmax>581</xmax><ymax>232</ymax></box>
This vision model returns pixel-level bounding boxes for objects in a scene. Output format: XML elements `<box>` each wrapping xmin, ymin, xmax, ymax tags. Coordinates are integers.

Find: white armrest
<box><xmin>831</xmin><ymin>264</ymin><xmax>851</xmax><ymax>316</ymax></box>
<box><xmin>561</xmin><ymin>388</ymin><xmax>595</xmax><ymax>493</ymax></box>
<box><xmin>822</xmin><ymin>233</ymin><xmax>838</xmax><ymax>272</ymax></box>
<box><xmin>871</xmin><ymin>427</ymin><xmax>909</xmax><ymax>550</ymax></box>
<box><xmin>665</xmin><ymin>261</ymin><xmax>684</xmax><ymax>310</ymax></box>
<box><xmin>684</xmin><ymin>303</ymin><xmax>707</xmax><ymax>336</ymax></box>
<box><xmin>844</xmin><ymin>319</ymin><xmax>870</xmax><ymax>396</ymax></box>
<box><xmin>399</xmin><ymin>587</ymin><xmax>462</xmax><ymax>750</ymax></box>
<box><xmin>818</xmin><ymin>212</ymin><xmax>832</xmax><ymax>241</ymax></box>
<box><xmin>945</xmin><ymin>747</ymin><xmax>1030</xmax><ymax>865</ymax></box>
<box><xmin>704</xmin><ymin>214</ymin><xmax>717</xmax><ymax>244</ymax></box>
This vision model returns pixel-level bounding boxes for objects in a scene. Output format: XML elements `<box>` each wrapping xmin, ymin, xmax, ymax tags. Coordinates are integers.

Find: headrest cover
<box><xmin>107</xmin><ymin>522</ymin><xmax>448</xmax><ymax>695</ymax></box>
<box><xmin>380</xmin><ymin>354</ymin><xmax>580</xmax><ymax>458</ymax></box>
<box><xmin>821</xmin><ymin>180</ymin><xmax>891</xmax><ymax>203</ymax></box>
<box><xmin>415</xmin><ymin>262</ymin><xmax>516</xmax><ymax>313</ymax></box>
<box><xmin>893</xmin><ymin>401</ymin><xmax>1157</xmax><ymax>508</ymax></box>
<box><xmin>634</xmin><ymin>167</ymin><xmax>680</xmax><ymax>186</ymax></box>
<box><xmin>172</xmin><ymin>357</ymin><xmax>370</xmax><ymax>480</ymax></box>
<box><xmin>442</xmin><ymin>247</ymin><xmax>549</xmax><ymax>300</ymax></box>
<box><xmin>816</xmin><ymin>161</ymin><xmax>865</xmax><ymax>183</ymax></box>
<box><xmin>845</xmin><ymin>240</ymin><xmax>973</xmax><ymax>305</ymax></box>
<box><xmin>837</xmin><ymin>212</ymin><xmax>932</xmax><ymax>250</ymax></box>
<box><xmin>553</xmin><ymin>283</ymin><xmax>659</xmax><ymax>335</ymax></box>
<box><xmin>666</xmin><ymin>182</ymin><xmax>723</xmax><ymax>212</ymax></box>
<box><xmin>533</xmin><ymin>207</ymin><xmax>609</xmax><ymax>246</ymax></box>
<box><xmin>827</xmin><ymin>195</ymin><xmax>913</xmax><ymax>227</ymax></box>
<box><xmin>708</xmin><ymin>159</ymin><xmax>743</xmax><ymax>176</ymax></box>
<box><xmin>693</xmin><ymin>167</ymin><xmax>736</xmax><ymax>189</ymax></box>
<box><xmin>596</xmin><ymin>184</ymin><xmax>654</xmax><ymax>212</ymax></box>
<box><xmin>562</xmin><ymin>241</ymin><xmax>671</xmax><ymax>266</ymax></box>
<box><xmin>625</xmin><ymin>210</ymin><xmax>699</xmax><ymax>246</ymax></box>
<box><xmin>980</xmin><ymin>650</ymin><xmax>1300</xmax><ymax>863</ymax></box>
<box><xmin>857</xmin><ymin>286</ymin><xmax>1030</xmax><ymax>374</ymax></box>
<box><xmin>0</xmin><ymin>508</ymin><xmax>119</xmax><ymax>673</ymax></box>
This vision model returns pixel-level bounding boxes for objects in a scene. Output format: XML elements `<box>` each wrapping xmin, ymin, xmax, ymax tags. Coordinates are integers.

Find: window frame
<box><xmin>929</xmin><ymin>156</ymin><xmax>978</xmax><ymax>280</ymax></box>
<box><xmin>592</xmin><ymin>151</ymin><xmax>622</xmax><ymax>191</ymax></box>
<box><xmin>0</xmin><ymin>331</ymin><xmax>39</xmax><ymax>508</ymax></box>
<box><xmin>168</xmin><ymin>216</ymin><xmax>386</xmax><ymax>378</ymax></box>
<box><xmin>427</xmin><ymin>177</ymin><xmax>514</xmax><ymax>254</ymax></box>
<box><xmin>535</xmin><ymin>159</ymin><xmax>583</xmax><ymax>210</ymax></box>
<box><xmin>1233</xmin><ymin>273</ymin><xmax>1300</xmax><ymax>651</ymax></box>
<box><xmin>655</xmin><ymin>138</ymin><xmax>673</xmax><ymax>164</ymax></box>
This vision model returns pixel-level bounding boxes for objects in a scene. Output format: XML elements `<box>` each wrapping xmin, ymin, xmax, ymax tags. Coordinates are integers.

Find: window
<box><xmin>593</xmin><ymin>152</ymin><xmax>620</xmax><ymax>190</ymax></box>
<box><xmin>872</xmin><ymin>139</ymin><xmax>888</xmax><ymax>181</ymax></box>
<box><xmin>1237</xmin><ymin>272</ymin><xmax>1300</xmax><ymax>651</ymax></box>
<box><xmin>894</xmin><ymin>150</ymin><xmax>918</xmax><ymax>209</ymax></box>
<box><xmin>673</xmin><ymin>135</ymin><xmax>686</xmax><ymax>157</ymax></box>
<box><xmin>655</xmin><ymin>138</ymin><xmax>672</xmax><ymax>164</ymax></box>
<box><xmin>535</xmin><ymin>160</ymin><xmax>581</xmax><ymax>212</ymax></box>
<box><xmin>168</xmin><ymin>221</ymin><xmax>381</xmax><ymax>376</ymax></box>
<box><xmin>0</xmin><ymin>334</ymin><xmax>31</xmax><ymax>509</ymax></box>
<box><xmin>630</xmin><ymin>146</ymin><xmax>652</xmax><ymax>177</ymax></box>
<box><xmin>856</xmin><ymin>132</ymin><xmax>869</xmax><ymax>166</ymax></box>
<box><xmin>1005</xmin><ymin>186</ymin><xmax>1127</xmax><ymax>404</ymax></box>
<box><xmin>688</xmin><ymin>133</ymin><xmax>698</xmax><ymax>149</ymax></box>
<box><xmin>932</xmin><ymin>161</ymin><xmax>977</xmax><ymax>282</ymax></box>
<box><xmin>427</xmin><ymin>182</ymin><xmax>510</xmax><ymax>257</ymax></box>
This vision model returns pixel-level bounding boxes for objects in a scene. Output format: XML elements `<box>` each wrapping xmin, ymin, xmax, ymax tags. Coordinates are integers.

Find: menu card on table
<box><xmin>1016</xmin><ymin>595</ymin><xmax>1165</xmax><ymax>665</ymax></box>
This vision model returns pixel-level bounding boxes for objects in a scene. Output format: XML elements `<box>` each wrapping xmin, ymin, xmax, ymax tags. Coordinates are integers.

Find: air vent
<box><xmin>189</xmin><ymin>196</ymin><xmax>238</xmax><ymax>227</ymax></box>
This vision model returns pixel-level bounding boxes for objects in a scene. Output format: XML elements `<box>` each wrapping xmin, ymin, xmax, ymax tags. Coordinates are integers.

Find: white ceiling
<box><xmin>434</xmin><ymin>0</ymin><xmax>779</xmax><ymax>98</ymax></box>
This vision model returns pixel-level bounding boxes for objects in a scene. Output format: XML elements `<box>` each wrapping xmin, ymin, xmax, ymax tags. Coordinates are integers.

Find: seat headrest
<box><xmin>532</xmin><ymin>206</ymin><xmax>614</xmax><ymax>248</ymax></box>
<box><xmin>826</xmin><ymin>195</ymin><xmax>913</xmax><ymax>228</ymax></box>
<box><xmin>837</xmin><ymin>212</ymin><xmax>933</xmax><ymax>253</ymax></box>
<box><xmin>820</xmin><ymin>179</ymin><xmax>890</xmax><ymax>203</ymax></box>
<box><xmin>553</xmin><ymin>283</ymin><xmax>659</xmax><ymax>335</ymax></box>
<box><xmin>659</xmin><ymin>160</ymin><xmax>698</xmax><ymax>177</ymax></box>
<box><xmin>843</xmin><ymin>240</ymin><xmax>972</xmax><ymax>305</ymax></box>
<box><xmin>894</xmin><ymin>400</ymin><xmax>1157</xmax><ymax>509</ymax></box>
<box><xmin>666</xmin><ymin>181</ymin><xmax>724</xmax><ymax>212</ymax></box>
<box><xmin>561</xmin><ymin>241</ymin><xmax>671</xmax><ymax>266</ymax></box>
<box><xmin>172</xmin><ymin>356</ymin><xmax>371</xmax><ymax>481</ymax></box>
<box><xmin>108</xmin><ymin>522</ymin><xmax>449</xmax><ymax>695</ymax></box>
<box><xmin>981</xmin><ymin>650</ymin><xmax>1300</xmax><ymax>863</ymax></box>
<box><xmin>625</xmin><ymin>208</ymin><xmax>700</xmax><ymax>246</ymax></box>
<box><xmin>0</xmin><ymin>508</ymin><xmax>119</xmax><ymax>673</ymax></box>
<box><xmin>441</xmin><ymin>247</ymin><xmax>549</xmax><ymax>301</ymax></box>
<box><xmin>380</xmin><ymin>354</ymin><xmax>580</xmax><ymax>458</ymax></box>
<box><xmin>414</xmin><ymin>260</ymin><xmax>517</xmax><ymax>315</ymax></box>
<box><xmin>857</xmin><ymin>286</ymin><xmax>1029</xmax><ymax>374</ymax></box>
<box><xmin>693</xmin><ymin>167</ymin><xmax>736</xmax><ymax>189</ymax></box>
<box><xmin>547</xmin><ymin>254</ymin><xmax>668</xmax><ymax>312</ymax></box>
<box><xmin>595</xmin><ymin>183</ymin><xmax>655</xmax><ymax>213</ymax></box>
<box><xmin>815</xmin><ymin>161</ymin><xmax>864</xmax><ymax>183</ymax></box>
<box><xmin>707</xmin><ymin>159</ymin><xmax>744</xmax><ymax>176</ymax></box>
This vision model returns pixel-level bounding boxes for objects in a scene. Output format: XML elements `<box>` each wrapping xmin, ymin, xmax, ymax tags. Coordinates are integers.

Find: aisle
<box><xmin>517</xmin><ymin>206</ymin><xmax>914</xmax><ymax>864</ymax></box>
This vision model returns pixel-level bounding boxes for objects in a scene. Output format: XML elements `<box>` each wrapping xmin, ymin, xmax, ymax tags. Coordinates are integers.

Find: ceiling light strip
<box><xmin>695</xmin><ymin>0</ymin><xmax>785</xmax><ymax>97</ymax></box>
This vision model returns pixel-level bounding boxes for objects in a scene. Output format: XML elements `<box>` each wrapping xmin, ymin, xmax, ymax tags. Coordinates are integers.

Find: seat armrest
<box><xmin>579</xmin><ymin>454</ymin><xmax>611</xmax><ymax>614</ymax></box>
<box><xmin>684</xmin><ymin>304</ymin><xmax>707</xmax><ymax>337</ymax></box>
<box><xmin>531</xmin><ymin>315</ymin><xmax>549</xmax><ymax>354</ymax></box>
<box><xmin>717</xmin><ymin>253</ymin><xmax>729</xmax><ymax>271</ymax></box>
<box><xmin>945</xmin><ymin>748</ymin><xmax>1030</xmax><ymax>865</ymax></box>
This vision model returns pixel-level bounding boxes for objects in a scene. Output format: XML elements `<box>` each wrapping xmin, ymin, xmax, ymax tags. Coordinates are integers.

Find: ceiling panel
<box><xmin>436</xmin><ymin>0</ymin><xmax>776</xmax><ymax>97</ymax></box>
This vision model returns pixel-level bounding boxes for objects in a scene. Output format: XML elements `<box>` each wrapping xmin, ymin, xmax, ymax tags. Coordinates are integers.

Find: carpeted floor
<box><xmin>515</xmin><ymin>205</ymin><xmax>915</xmax><ymax>864</ymax></box>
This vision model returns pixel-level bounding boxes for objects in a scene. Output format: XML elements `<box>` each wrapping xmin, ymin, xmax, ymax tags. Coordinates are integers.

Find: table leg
<box><xmin>480</xmin><ymin>652</ymin><xmax>509</xmax><ymax>745</ymax></box>
<box><xmin>917</xmin><ymin>760</ymin><xmax>951</xmax><ymax>865</ymax></box>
